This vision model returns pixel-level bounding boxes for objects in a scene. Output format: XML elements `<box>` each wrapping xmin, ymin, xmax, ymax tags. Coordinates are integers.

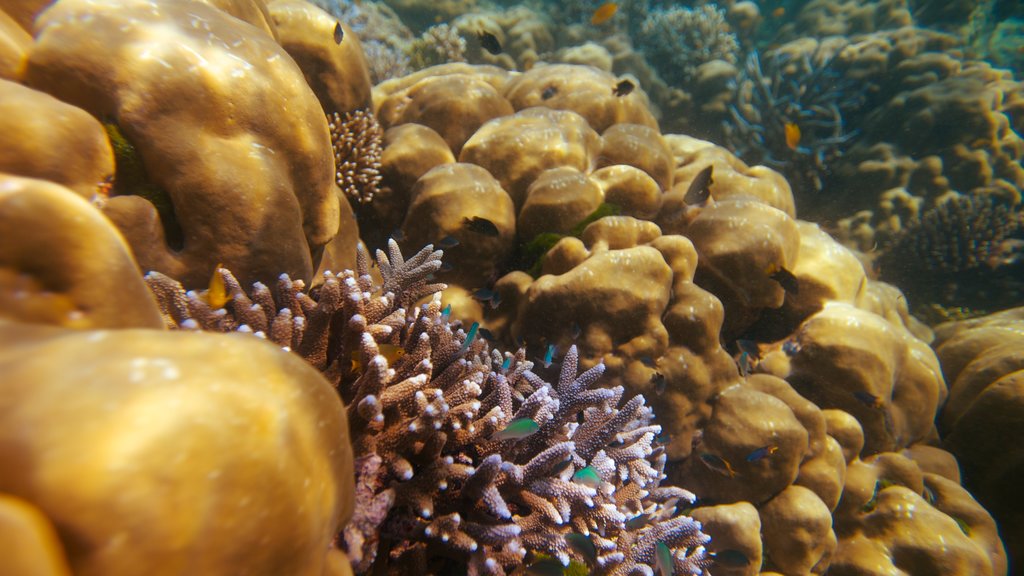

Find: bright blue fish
<box><xmin>572</xmin><ymin>466</ymin><xmax>602</xmax><ymax>489</ymax></box>
<box><xmin>493</xmin><ymin>417</ymin><xmax>540</xmax><ymax>441</ymax></box>
<box><xmin>460</xmin><ymin>322</ymin><xmax>479</xmax><ymax>352</ymax></box>
<box><xmin>542</xmin><ymin>343</ymin><xmax>556</xmax><ymax>368</ymax></box>
<box><xmin>436</xmin><ymin>235</ymin><xmax>460</xmax><ymax>249</ymax></box>
<box><xmin>655</xmin><ymin>541</ymin><xmax>674</xmax><ymax>576</ymax></box>
<box><xmin>746</xmin><ymin>445</ymin><xmax>778</xmax><ymax>462</ymax></box>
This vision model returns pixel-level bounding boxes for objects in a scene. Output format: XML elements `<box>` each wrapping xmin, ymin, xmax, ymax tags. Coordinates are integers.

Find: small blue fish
<box><xmin>853</xmin><ymin>390</ymin><xmax>884</xmax><ymax>409</ymax></box>
<box><xmin>550</xmin><ymin>457</ymin><xmax>573</xmax><ymax>475</ymax></box>
<box><xmin>746</xmin><ymin>445</ymin><xmax>778</xmax><ymax>462</ymax></box>
<box><xmin>439</xmin><ymin>262</ymin><xmax>454</xmax><ymax>273</ymax></box>
<box><xmin>436</xmin><ymin>235</ymin><xmax>460</xmax><ymax>249</ymax></box>
<box><xmin>473</xmin><ymin>288</ymin><xmax>497</xmax><ymax>302</ymax></box>
<box><xmin>460</xmin><ymin>322</ymin><xmax>479</xmax><ymax>352</ymax></box>
<box><xmin>572</xmin><ymin>466</ymin><xmax>602</xmax><ymax>489</ymax></box>
<box><xmin>489</xmin><ymin>292</ymin><xmax>502</xmax><ymax>309</ymax></box>
<box><xmin>639</xmin><ymin>355</ymin><xmax>656</xmax><ymax>368</ymax></box>
<box><xmin>782</xmin><ymin>339</ymin><xmax>801</xmax><ymax>356</ymax></box>
<box><xmin>736</xmin><ymin>339</ymin><xmax>761</xmax><ymax>360</ymax></box>
<box><xmin>542</xmin><ymin>343</ymin><xmax>556</xmax><ymax>368</ymax></box>
<box><xmin>625</xmin><ymin>513</ymin><xmax>650</xmax><ymax>529</ymax></box>
<box><xmin>493</xmin><ymin>417</ymin><xmax>540</xmax><ymax>441</ymax></box>
<box><xmin>737</xmin><ymin>351</ymin><xmax>752</xmax><ymax>377</ymax></box>
<box><xmin>570</xmin><ymin>322</ymin><xmax>582</xmax><ymax>340</ymax></box>
<box><xmin>500</xmin><ymin>356</ymin><xmax>512</xmax><ymax>372</ymax></box>
<box><xmin>441</xmin><ymin>304</ymin><xmax>452</xmax><ymax>321</ymax></box>
<box><xmin>699</xmin><ymin>452</ymin><xmax>737</xmax><ymax>478</ymax></box>
<box><xmin>712</xmin><ymin>549</ymin><xmax>749</xmax><ymax>567</ymax></box>
<box><xmin>565</xmin><ymin>533</ymin><xmax>597</xmax><ymax>565</ymax></box>
<box><xmin>655</xmin><ymin>541</ymin><xmax>674</xmax><ymax>576</ymax></box>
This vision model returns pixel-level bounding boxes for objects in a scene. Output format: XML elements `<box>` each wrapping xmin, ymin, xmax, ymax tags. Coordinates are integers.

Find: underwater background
<box><xmin>1</xmin><ymin>0</ymin><xmax>1023</xmax><ymax>575</ymax></box>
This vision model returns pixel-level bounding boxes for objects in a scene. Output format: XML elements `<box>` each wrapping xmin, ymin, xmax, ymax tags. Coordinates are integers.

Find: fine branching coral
<box><xmin>722</xmin><ymin>44</ymin><xmax>865</xmax><ymax>198</ymax></box>
<box><xmin>407</xmin><ymin>23</ymin><xmax>468</xmax><ymax>70</ymax></box>
<box><xmin>145</xmin><ymin>241</ymin><xmax>712</xmax><ymax>576</ymax></box>
<box><xmin>876</xmin><ymin>194</ymin><xmax>1024</xmax><ymax>314</ymax></box>
<box><xmin>636</xmin><ymin>4</ymin><xmax>740</xmax><ymax>88</ymax></box>
<box><xmin>329</xmin><ymin>109</ymin><xmax>384</xmax><ymax>205</ymax></box>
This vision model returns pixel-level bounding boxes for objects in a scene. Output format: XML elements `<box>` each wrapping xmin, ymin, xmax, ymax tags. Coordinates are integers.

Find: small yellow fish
<box><xmin>378</xmin><ymin>344</ymin><xmax>406</xmax><ymax>364</ymax></box>
<box><xmin>205</xmin><ymin>263</ymin><xmax>232</xmax><ymax>309</ymax></box>
<box><xmin>591</xmin><ymin>2</ymin><xmax>619</xmax><ymax>25</ymax></box>
<box><xmin>784</xmin><ymin>122</ymin><xmax>801</xmax><ymax>150</ymax></box>
<box><xmin>772</xmin><ymin>6</ymin><xmax>786</xmax><ymax>18</ymax></box>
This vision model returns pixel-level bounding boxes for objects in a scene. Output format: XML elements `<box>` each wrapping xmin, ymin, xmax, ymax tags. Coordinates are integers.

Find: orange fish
<box><xmin>591</xmin><ymin>2</ymin><xmax>618</xmax><ymax>25</ymax></box>
<box><xmin>772</xmin><ymin>6</ymin><xmax>786</xmax><ymax>18</ymax></box>
<box><xmin>784</xmin><ymin>122</ymin><xmax>801</xmax><ymax>150</ymax></box>
<box><xmin>205</xmin><ymin>264</ymin><xmax>232</xmax><ymax>309</ymax></box>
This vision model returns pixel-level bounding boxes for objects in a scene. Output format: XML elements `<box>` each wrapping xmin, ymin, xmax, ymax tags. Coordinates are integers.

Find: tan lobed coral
<box><xmin>20</xmin><ymin>0</ymin><xmax>343</xmax><ymax>290</ymax></box>
<box><xmin>0</xmin><ymin>319</ymin><xmax>354</xmax><ymax>576</ymax></box>
<box><xmin>933</xmin><ymin>307</ymin><xmax>1024</xmax><ymax>568</ymax></box>
<box><xmin>0</xmin><ymin>173</ymin><xmax>163</xmax><ymax>330</ymax></box>
<box><xmin>0</xmin><ymin>79</ymin><xmax>114</xmax><ymax>201</ymax></box>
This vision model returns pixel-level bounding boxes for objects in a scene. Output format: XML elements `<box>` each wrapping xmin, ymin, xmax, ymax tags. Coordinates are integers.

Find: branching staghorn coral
<box><xmin>329</xmin><ymin>109</ymin><xmax>384</xmax><ymax>205</ymax></box>
<box><xmin>145</xmin><ymin>241</ymin><xmax>711</xmax><ymax>576</ymax></box>
<box><xmin>722</xmin><ymin>44</ymin><xmax>865</xmax><ymax>198</ymax></box>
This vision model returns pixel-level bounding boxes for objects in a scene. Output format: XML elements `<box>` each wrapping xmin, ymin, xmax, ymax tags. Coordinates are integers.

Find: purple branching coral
<box><xmin>145</xmin><ymin>240</ymin><xmax>711</xmax><ymax>576</ymax></box>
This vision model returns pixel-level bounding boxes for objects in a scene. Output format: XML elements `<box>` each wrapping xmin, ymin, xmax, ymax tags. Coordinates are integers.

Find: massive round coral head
<box><xmin>503</xmin><ymin>63</ymin><xmax>658</xmax><ymax>133</ymax></box>
<box><xmin>0</xmin><ymin>173</ymin><xmax>163</xmax><ymax>330</ymax></box>
<box><xmin>23</xmin><ymin>0</ymin><xmax>341</xmax><ymax>290</ymax></box>
<box><xmin>0</xmin><ymin>321</ymin><xmax>353</xmax><ymax>576</ymax></box>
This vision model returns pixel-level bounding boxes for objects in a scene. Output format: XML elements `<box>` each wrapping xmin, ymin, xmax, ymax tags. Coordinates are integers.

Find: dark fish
<box><xmin>478</xmin><ymin>327</ymin><xmax>497</xmax><ymax>342</ymax></box>
<box><xmin>639</xmin><ymin>355</ymin><xmax>656</xmax><ymax>368</ymax></box>
<box><xmin>439</xmin><ymin>262</ymin><xmax>454</xmax><ymax>273</ymax></box>
<box><xmin>853</xmin><ymin>390</ymin><xmax>884</xmax><ymax>409</ymax></box>
<box><xmin>390</xmin><ymin>228</ymin><xmax>405</xmax><ymax>242</ymax></box>
<box><xmin>745</xmin><ymin>445</ymin><xmax>778</xmax><ymax>462</ymax></box>
<box><xmin>613</xmin><ymin>78</ymin><xmax>635</xmax><ymax>97</ymax></box>
<box><xmin>769</xmin><ymin>267</ymin><xmax>799</xmax><ymax>294</ymax></box>
<box><xmin>473</xmin><ymin>288</ymin><xmax>497</xmax><ymax>302</ymax></box>
<box><xmin>624</xmin><ymin>513</ymin><xmax>650</xmax><ymax>529</ymax></box>
<box><xmin>698</xmin><ymin>452</ymin><xmax>736</xmax><ymax>478</ymax></box>
<box><xmin>570</xmin><ymin>322</ymin><xmax>582</xmax><ymax>340</ymax></box>
<box><xmin>565</xmin><ymin>533</ymin><xmax>598</xmax><ymax>565</ymax></box>
<box><xmin>712</xmin><ymin>549</ymin><xmax>749</xmax><ymax>567</ymax></box>
<box><xmin>655</xmin><ymin>541</ymin><xmax>674</xmax><ymax>576</ymax></box>
<box><xmin>550</xmin><ymin>456</ymin><xmax>574</xmax><ymax>475</ymax></box>
<box><xmin>463</xmin><ymin>216</ymin><xmax>500</xmax><ymax>237</ymax></box>
<box><xmin>683</xmin><ymin>165</ymin><xmax>713</xmax><ymax>205</ymax></box>
<box><xmin>436</xmin><ymin>235</ymin><xmax>460</xmax><ymax>249</ymax></box>
<box><xmin>478</xmin><ymin>30</ymin><xmax>502</xmax><ymax>55</ymax></box>
<box><xmin>333</xmin><ymin>22</ymin><xmax>344</xmax><ymax>44</ymax></box>
<box><xmin>736</xmin><ymin>339</ymin><xmax>761</xmax><ymax>360</ymax></box>
<box><xmin>651</xmin><ymin>372</ymin><xmax>666</xmax><ymax>395</ymax></box>
<box><xmin>542</xmin><ymin>85</ymin><xmax>558</xmax><ymax>100</ymax></box>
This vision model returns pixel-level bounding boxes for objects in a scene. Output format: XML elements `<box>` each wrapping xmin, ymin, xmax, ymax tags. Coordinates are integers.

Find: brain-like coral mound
<box><xmin>0</xmin><ymin>173</ymin><xmax>163</xmax><ymax>330</ymax></box>
<box><xmin>934</xmin><ymin>307</ymin><xmax>1024</xmax><ymax>568</ymax></box>
<box><xmin>0</xmin><ymin>319</ymin><xmax>353</xmax><ymax>576</ymax></box>
<box><xmin>22</xmin><ymin>0</ymin><xmax>343</xmax><ymax>290</ymax></box>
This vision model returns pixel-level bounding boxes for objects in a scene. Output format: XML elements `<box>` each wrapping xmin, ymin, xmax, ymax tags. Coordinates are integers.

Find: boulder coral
<box><xmin>934</xmin><ymin>307</ymin><xmax>1024</xmax><ymax>568</ymax></box>
<box><xmin>21</xmin><ymin>0</ymin><xmax>344</xmax><ymax>290</ymax></box>
<box><xmin>0</xmin><ymin>320</ymin><xmax>354</xmax><ymax>576</ymax></box>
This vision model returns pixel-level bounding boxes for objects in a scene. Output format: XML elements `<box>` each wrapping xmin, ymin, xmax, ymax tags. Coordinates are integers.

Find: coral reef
<box><xmin>934</xmin><ymin>307</ymin><xmax>1024</xmax><ymax>568</ymax></box>
<box><xmin>636</xmin><ymin>4</ymin><xmax>740</xmax><ymax>89</ymax></box>
<box><xmin>145</xmin><ymin>241</ymin><xmax>713</xmax><ymax>575</ymax></box>
<box><xmin>876</xmin><ymin>194</ymin><xmax>1024</xmax><ymax>314</ymax></box>
<box><xmin>723</xmin><ymin>39</ymin><xmax>865</xmax><ymax>199</ymax></box>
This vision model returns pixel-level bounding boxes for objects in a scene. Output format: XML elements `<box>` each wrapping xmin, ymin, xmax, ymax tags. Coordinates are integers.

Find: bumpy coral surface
<box><xmin>22</xmin><ymin>0</ymin><xmax>344</xmax><ymax>290</ymax></box>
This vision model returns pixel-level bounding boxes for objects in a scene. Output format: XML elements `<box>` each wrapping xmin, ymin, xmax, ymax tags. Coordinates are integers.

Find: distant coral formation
<box><xmin>329</xmin><ymin>109</ymin><xmax>384</xmax><ymax>205</ymax></box>
<box><xmin>637</xmin><ymin>4</ymin><xmax>740</xmax><ymax>88</ymax></box>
